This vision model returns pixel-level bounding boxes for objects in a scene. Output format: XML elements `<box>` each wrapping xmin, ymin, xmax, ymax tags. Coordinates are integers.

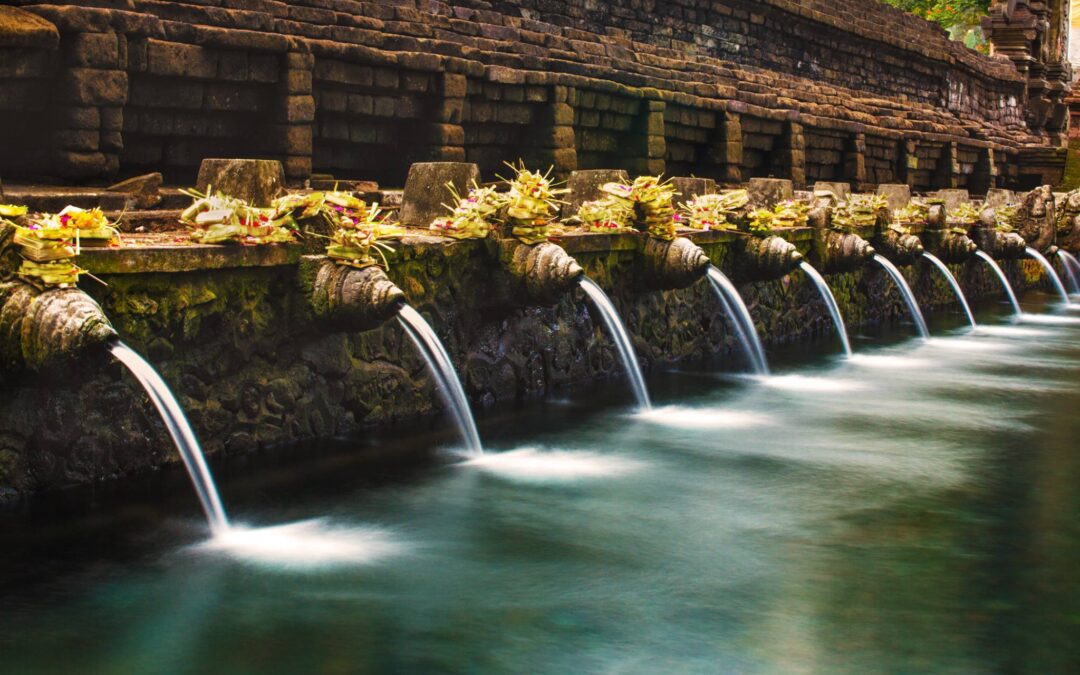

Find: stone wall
<box><xmin>0</xmin><ymin>230</ymin><xmax>1049</xmax><ymax>498</ymax></box>
<box><xmin>0</xmin><ymin>1</ymin><xmax>1067</xmax><ymax>188</ymax></box>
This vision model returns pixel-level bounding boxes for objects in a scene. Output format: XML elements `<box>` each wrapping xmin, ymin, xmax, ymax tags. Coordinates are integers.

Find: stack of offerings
<box><xmin>572</xmin><ymin>197</ymin><xmax>634</xmax><ymax>234</ymax></box>
<box><xmin>11</xmin><ymin>206</ymin><xmax>117</xmax><ymax>286</ymax></box>
<box><xmin>180</xmin><ymin>188</ymin><xmax>297</xmax><ymax>245</ymax></box>
<box><xmin>679</xmin><ymin>190</ymin><xmax>750</xmax><ymax>231</ymax></box>
<box><xmin>503</xmin><ymin>163</ymin><xmax>567</xmax><ymax>245</ymax></box>
<box><xmin>748</xmin><ymin>200</ymin><xmax>810</xmax><ymax>235</ymax></box>
<box><xmin>946</xmin><ymin>201</ymin><xmax>982</xmax><ymax>231</ymax></box>
<box><xmin>430</xmin><ymin>183</ymin><xmax>507</xmax><ymax>240</ymax></box>
<box><xmin>831</xmin><ymin>194</ymin><xmax>889</xmax><ymax>231</ymax></box>
<box><xmin>893</xmin><ymin>200</ymin><xmax>929</xmax><ymax>229</ymax></box>
<box><xmin>602</xmin><ymin>176</ymin><xmax>679</xmax><ymax>240</ymax></box>
<box><xmin>324</xmin><ymin>200</ymin><xmax>403</xmax><ymax>269</ymax></box>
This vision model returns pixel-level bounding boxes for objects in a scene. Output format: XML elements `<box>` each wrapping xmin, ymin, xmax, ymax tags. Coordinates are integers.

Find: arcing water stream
<box><xmin>578</xmin><ymin>276</ymin><xmax>652</xmax><ymax>409</ymax></box>
<box><xmin>109</xmin><ymin>340</ymin><xmax>229</xmax><ymax>533</ymax></box>
<box><xmin>397</xmin><ymin>304</ymin><xmax>484</xmax><ymax>455</ymax></box>
<box><xmin>873</xmin><ymin>254</ymin><xmax>930</xmax><ymax>338</ymax></box>
<box><xmin>1026</xmin><ymin>247</ymin><xmax>1071</xmax><ymax>305</ymax></box>
<box><xmin>706</xmin><ymin>265</ymin><xmax>769</xmax><ymax>375</ymax></box>
<box><xmin>798</xmin><ymin>261</ymin><xmax>852</xmax><ymax>356</ymax></box>
<box><xmin>922</xmin><ymin>252</ymin><xmax>976</xmax><ymax>327</ymax></box>
<box><xmin>975</xmin><ymin>250</ymin><xmax>1022</xmax><ymax>315</ymax></box>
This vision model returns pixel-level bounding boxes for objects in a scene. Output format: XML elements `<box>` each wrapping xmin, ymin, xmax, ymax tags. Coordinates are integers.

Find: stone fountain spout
<box><xmin>487</xmin><ymin>239</ymin><xmax>584</xmax><ymax>306</ymax></box>
<box><xmin>301</xmin><ymin>256</ymin><xmax>407</xmax><ymax>332</ymax></box>
<box><xmin>639</xmin><ymin>236</ymin><xmax>711</xmax><ymax>290</ymax></box>
<box><xmin>973</xmin><ymin>207</ymin><xmax>1028</xmax><ymax>260</ymax></box>
<box><xmin>731</xmin><ymin>235</ymin><xmax>804</xmax><ymax>282</ymax></box>
<box><xmin>807</xmin><ymin>205</ymin><xmax>876</xmax><ymax>274</ymax></box>
<box><xmin>1054</xmin><ymin>188</ymin><xmax>1080</xmax><ymax>253</ymax></box>
<box><xmin>0</xmin><ymin>222</ymin><xmax>117</xmax><ymax>375</ymax></box>
<box><xmin>873</xmin><ymin>229</ymin><xmax>924</xmax><ymax>266</ymax></box>
<box><xmin>920</xmin><ymin>204</ymin><xmax>978</xmax><ymax>264</ymax></box>
<box><xmin>0</xmin><ymin>283</ymin><xmax>118</xmax><ymax>375</ymax></box>
<box><xmin>1013</xmin><ymin>185</ymin><xmax>1056</xmax><ymax>254</ymax></box>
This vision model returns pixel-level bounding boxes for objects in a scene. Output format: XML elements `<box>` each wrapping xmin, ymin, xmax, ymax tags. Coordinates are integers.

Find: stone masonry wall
<box><xmin>0</xmin><ymin>1</ymin><xmax>1062</xmax><ymax>188</ymax></box>
<box><xmin>0</xmin><ymin>234</ymin><xmax>1049</xmax><ymax>499</ymax></box>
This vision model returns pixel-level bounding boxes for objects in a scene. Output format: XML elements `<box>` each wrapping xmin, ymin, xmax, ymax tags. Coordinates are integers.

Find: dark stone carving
<box><xmin>874</xmin><ymin>228</ymin><xmax>924</xmax><ymax>266</ymax></box>
<box><xmin>731</xmin><ymin>235</ymin><xmax>804</xmax><ymax>282</ymax></box>
<box><xmin>500</xmin><ymin>241</ymin><xmax>585</xmax><ymax>305</ymax></box>
<box><xmin>301</xmin><ymin>257</ymin><xmax>406</xmax><ymax>332</ymax></box>
<box><xmin>0</xmin><ymin>283</ymin><xmax>116</xmax><ymax>374</ymax></box>
<box><xmin>639</xmin><ymin>237</ymin><xmax>711</xmax><ymax>290</ymax></box>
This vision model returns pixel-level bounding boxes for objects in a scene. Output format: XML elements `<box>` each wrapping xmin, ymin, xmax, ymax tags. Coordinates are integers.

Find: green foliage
<box><xmin>881</xmin><ymin>0</ymin><xmax>990</xmax><ymax>26</ymax></box>
<box><xmin>882</xmin><ymin>0</ymin><xmax>990</xmax><ymax>51</ymax></box>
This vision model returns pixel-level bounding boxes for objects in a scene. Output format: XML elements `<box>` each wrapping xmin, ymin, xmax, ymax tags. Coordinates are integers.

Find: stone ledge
<box><xmin>77</xmin><ymin>227</ymin><xmax>837</xmax><ymax>276</ymax></box>
<box><xmin>0</xmin><ymin>7</ymin><xmax>59</xmax><ymax>51</ymax></box>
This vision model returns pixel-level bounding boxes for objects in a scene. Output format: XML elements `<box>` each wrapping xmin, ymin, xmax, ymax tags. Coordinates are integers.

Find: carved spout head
<box><xmin>734</xmin><ymin>235</ymin><xmax>803</xmax><ymax>281</ymax></box>
<box><xmin>0</xmin><ymin>283</ymin><xmax>118</xmax><ymax>375</ymax></box>
<box><xmin>923</xmin><ymin>229</ymin><xmax>978</xmax><ymax>263</ymax></box>
<box><xmin>875</xmin><ymin>229</ymin><xmax>924</xmax><ymax>266</ymax></box>
<box><xmin>1013</xmin><ymin>186</ymin><xmax>1056</xmax><ymax>253</ymax></box>
<box><xmin>813</xmin><ymin>230</ymin><xmax>875</xmax><ymax>274</ymax></box>
<box><xmin>1055</xmin><ymin>189</ymin><xmax>1080</xmax><ymax>253</ymax></box>
<box><xmin>308</xmin><ymin>259</ymin><xmax>406</xmax><ymax>332</ymax></box>
<box><xmin>640</xmin><ymin>237</ymin><xmax>711</xmax><ymax>290</ymax></box>
<box><xmin>512</xmin><ymin>241</ymin><xmax>584</xmax><ymax>303</ymax></box>
<box><xmin>995</xmin><ymin>231</ymin><xmax>1029</xmax><ymax>260</ymax></box>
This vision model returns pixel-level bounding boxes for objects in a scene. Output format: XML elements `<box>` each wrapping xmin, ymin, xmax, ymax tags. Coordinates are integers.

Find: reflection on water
<box><xmin>0</xmin><ymin>295</ymin><xmax>1078</xmax><ymax>674</ymax></box>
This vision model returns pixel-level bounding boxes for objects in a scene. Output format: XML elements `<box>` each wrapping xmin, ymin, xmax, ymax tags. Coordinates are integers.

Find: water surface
<box><xmin>1</xmin><ymin>293</ymin><xmax>1077</xmax><ymax>674</ymax></box>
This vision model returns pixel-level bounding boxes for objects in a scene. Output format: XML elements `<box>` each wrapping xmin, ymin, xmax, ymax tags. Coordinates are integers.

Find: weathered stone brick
<box><xmin>61</xmin><ymin>68</ymin><xmax>127</xmax><ymax>106</ymax></box>
<box><xmin>441</xmin><ymin>73</ymin><xmax>467</xmax><ymax>98</ymax></box>
<box><xmin>217</xmin><ymin>51</ymin><xmax>249</xmax><ymax>82</ymax></box>
<box><xmin>54</xmin><ymin>129</ymin><xmax>99</xmax><ymax>152</ymax></box>
<box><xmin>66</xmin><ymin>32</ymin><xmax>121</xmax><ymax>68</ymax></box>
<box><xmin>57</xmin><ymin>106</ymin><xmax>101</xmax><ymax>131</ymax></box>
<box><xmin>204</xmin><ymin>84</ymin><xmax>263</xmax><ymax>112</ymax></box>
<box><xmin>429</xmin><ymin>124</ymin><xmax>464</xmax><ymax>146</ymax></box>
<box><xmin>146</xmin><ymin>40</ymin><xmax>217</xmax><ymax>79</ymax></box>
<box><xmin>286</xmin><ymin>69</ymin><xmax>312</xmax><ymax>94</ymax></box>
<box><xmin>347</xmin><ymin>93</ymin><xmax>374</xmax><ymax>115</ymax></box>
<box><xmin>282</xmin><ymin>95</ymin><xmax>314</xmax><ymax>122</ymax></box>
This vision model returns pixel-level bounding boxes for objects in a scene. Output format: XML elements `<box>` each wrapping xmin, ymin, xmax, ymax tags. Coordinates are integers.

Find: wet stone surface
<box><xmin>0</xmin><ymin>236</ymin><xmax>1047</xmax><ymax>497</ymax></box>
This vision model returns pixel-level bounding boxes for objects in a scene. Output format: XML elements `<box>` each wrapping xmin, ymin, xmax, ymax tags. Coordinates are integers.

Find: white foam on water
<box><xmin>1017</xmin><ymin>313</ymin><xmax>1080</xmax><ymax>325</ymax></box>
<box><xmin>195</xmin><ymin>518</ymin><xmax>404</xmax><ymax>568</ymax></box>
<box><xmin>635</xmin><ymin>405</ymin><xmax>769</xmax><ymax>430</ymax></box>
<box><xmin>463</xmin><ymin>447</ymin><xmax>644</xmax><ymax>482</ymax></box>
<box><xmin>759</xmin><ymin>375</ymin><xmax>868</xmax><ymax>393</ymax></box>
<box><xmin>922</xmin><ymin>338</ymin><xmax>1010</xmax><ymax>353</ymax></box>
<box><xmin>846</xmin><ymin>354</ymin><xmax>931</xmax><ymax>370</ymax></box>
<box><xmin>972</xmin><ymin>325</ymin><xmax>1054</xmax><ymax>338</ymax></box>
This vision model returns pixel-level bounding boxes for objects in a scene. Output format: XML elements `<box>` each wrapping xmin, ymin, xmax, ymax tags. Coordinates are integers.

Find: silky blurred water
<box><xmin>1</xmin><ymin>292</ymin><xmax>1077</xmax><ymax>674</ymax></box>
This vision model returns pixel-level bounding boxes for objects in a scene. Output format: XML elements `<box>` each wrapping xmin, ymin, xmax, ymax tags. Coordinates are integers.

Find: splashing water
<box><xmin>1025</xmin><ymin>247</ymin><xmax>1070</xmax><ymax>305</ymax></box>
<box><xmin>463</xmin><ymin>447</ymin><xmax>644</xmax><ymax>482</ymax></box>
<box><xmin>636</xmin><ymin>405</ymin><xmax>769</xmax><ymax>430</ymax></box>
<box><xmin>705</xmin><ymin>266</ymin><xmax>769</xmax><ymax>375</ymax></box>
<box><xmin>109</xmin><ymin>340</ymin><xmax>229</xmax><ymax>533</ymax></box>
<box><xmin>196</xmin><ymin>519</ymin><xmax>403</xmax><ymax>568</ymax></box>
<box><xmin>798</xmin><ymin>261</ymin><xmax>852</xmax><ymax>357</ymax></box>
<box><xmin>974</xmin><ymin>250</ymin><xmax>1021</xmax><ymax>315</ymax></box>
<box><xmin>873</xmin><ymin>255</ymin><xmax>929</xmax><ymax>338</ymax></box>
<box><xmin>578</xmin><ymin>277</ymin><xmax>652</xmax><ymax>410</ymax></box>
<box><xmin>397</xmin><ymin>304</ymin><xmax>483</xmax><ymax>456</ymax></box>
<box><xmin>921</xmin><ymin>253</ymin><xmax>975</xmax><ymax>327</ymax></box>
<box><xmin>1056</xmin><ymin>249</ymin><xmax>1080</xmax><ymax>296</ymax></box>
